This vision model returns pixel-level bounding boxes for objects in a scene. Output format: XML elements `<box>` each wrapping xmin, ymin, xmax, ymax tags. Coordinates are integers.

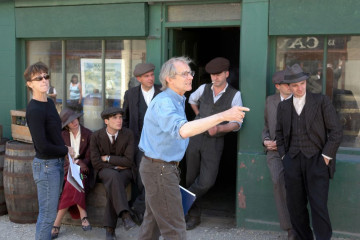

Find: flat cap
<box><xmin>272</xmin><ymin>70</ymin><xmax>285</xmax><ymax>84</ymax></box>
<box><xmin>101</xmin><ymin>107</ymin><xmax>124</xmax><ymax>119</ymax></box>
<box><xmin>205</xmin><ymin>57</ymin><xmax>230</xmax><ymax>74</ymax></box>
<box><xmin>133</xmin><ymin>63</ymin><xmax>155</xmax><ymax>77</ymax></box>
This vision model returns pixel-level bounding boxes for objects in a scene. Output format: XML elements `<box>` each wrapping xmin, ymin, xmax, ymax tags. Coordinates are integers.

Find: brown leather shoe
<box><xmin>288</xmin><ymin>229</ymin><xmax>297</xmax><ymax>240</ymax></box>
<box><xmin>105</xmin><ymin>227</ymin><xmax>117</xmax><ymax>240</ymax></box>
<box><xmin>122</xmin><ymin>211</ymin><xmax>136</xmax><ymax>230</ymax></box>
<box><xmin>186</xmin><ymin>216</ymin><xmax>201</xmax><ymax>230</ymax></box>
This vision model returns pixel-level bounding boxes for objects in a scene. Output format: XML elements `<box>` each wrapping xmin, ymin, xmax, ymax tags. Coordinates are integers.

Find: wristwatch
<box><xmin>106</xmin><ymin>155</ymin><xmax>110</xmax><ymax>162</ymax></box>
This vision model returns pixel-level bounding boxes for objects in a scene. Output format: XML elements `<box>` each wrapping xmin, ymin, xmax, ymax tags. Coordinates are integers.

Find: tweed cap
<box><xmin>272</xmin><ymin>70</ymin><xmax>285</xmax><ymax>84</ymax></box>
<box><xmin>101</xmin><ymin>107</ymin><xmax>124</xmax><ymax>120</ymax></box>
<box><xmin>205</xmin><ymin>57</ymin><xmax>230</xmax><ymax>74</ymax></box>
<box><xmin>283</xmin><ymin>64</ymin><xmax>309</xmax><ymax>84</ymax></box>
<box><xmin>60</xmin><ymin>108</ymin><xmax>83</xmax><ymax>129</ymax></box>
<box><xmin>133</xmin><ymin>63</ymin><xmax>155</xmax><ymax>77</ymax></box>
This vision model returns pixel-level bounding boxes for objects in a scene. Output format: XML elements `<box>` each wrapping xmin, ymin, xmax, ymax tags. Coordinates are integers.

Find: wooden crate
<box><xmin>10</xmin><ymin>110</ymin><xmax>32</xmax><ymax>143</ymax></box>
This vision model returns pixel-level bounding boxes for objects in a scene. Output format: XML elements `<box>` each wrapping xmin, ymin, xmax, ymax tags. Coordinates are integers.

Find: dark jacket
<box><xmin>90</xmin><ymin>127</ymin><xmax>135</xmax><ymax>180</ymax></box>
<box><xmin>276</xmin><ymin>91</ymin><xmax>343</xmax><ymax>178</ymax></box>
<box><xmin>123</xmin><ymin>84</ymin><xmax>161</xmax><ymax>145</ymax></box>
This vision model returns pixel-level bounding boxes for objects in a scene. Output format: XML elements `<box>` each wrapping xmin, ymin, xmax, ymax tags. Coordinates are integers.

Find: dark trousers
<box><xmin>98</xmin><ymin>168</ymin><xmax>132</xmax><ymax>228</ymax></box>
<box><xmin>283</xmin><ymin>152</ymin><xmax>331</xmax><ymax>240</ymax></box>
<box><xmin>138</xmin><ymin>156</ymin><xmax>186</xmax><ymax>240</ymax></box>
<box><xmin>132</xmin><ymin>149</ymin><xmax>146</xmax><ymax>214</ymax></box>
<box><xmin>185</xmin><ymin>134</ymin><xmax>224</xmax><ymax>217</ymax></box>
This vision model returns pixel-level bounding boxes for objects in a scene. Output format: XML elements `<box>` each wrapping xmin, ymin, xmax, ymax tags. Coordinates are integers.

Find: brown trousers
<box><xmin>138</xmin><ymin>156</ymin><xmax>186</xmax><ymax>240</ymax></box>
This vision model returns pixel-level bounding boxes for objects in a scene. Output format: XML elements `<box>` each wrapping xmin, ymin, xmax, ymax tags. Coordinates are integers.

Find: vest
<box><xmin>289</xmin><ymin>104</ymin><xmax>320</xmax><ymax>158</ymax></box>
<box><xmin>197</xmin><ymin>83</ymin><xmax>237</xmax><ymax>120</ymax></box>
<box><xmin>138</xmin><ymin>91</ymin><xmax>148</xmax><ymax>133</ymax></box>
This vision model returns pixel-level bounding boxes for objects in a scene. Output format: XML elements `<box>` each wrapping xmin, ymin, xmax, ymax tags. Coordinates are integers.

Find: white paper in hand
<box><xmin>67</xmin><ymin>153</ymin><xmax>84</xmax><ymax>192</ymax></box>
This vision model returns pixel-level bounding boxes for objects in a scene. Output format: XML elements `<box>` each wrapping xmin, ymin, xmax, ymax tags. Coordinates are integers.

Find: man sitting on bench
<box><xmin>90</xmin><ymin>107</ymin><xmax>136</xmax><ymax>240</ymax></box>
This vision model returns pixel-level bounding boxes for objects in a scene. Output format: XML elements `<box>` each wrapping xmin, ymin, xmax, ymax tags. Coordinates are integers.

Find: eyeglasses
<box><xmin>31</xmin><ymin>74</ymin><xmax>50</xmax><ymax>81</ymax></box>
<box><xmin>175</xmin><ymin>71</ymin><xmax>195</xmax><ymax>78</ymax></box>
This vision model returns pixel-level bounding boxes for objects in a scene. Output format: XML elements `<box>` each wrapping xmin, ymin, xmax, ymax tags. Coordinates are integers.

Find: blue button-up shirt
<box><xmin>139</xmin><ymin>88</ymin><xmax>189</xmax><ymax>162</ymax></box>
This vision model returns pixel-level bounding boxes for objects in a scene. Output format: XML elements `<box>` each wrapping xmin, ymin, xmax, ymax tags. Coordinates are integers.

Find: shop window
<box><xmin>26</xmin><ymin>39</ymin><xmax>146</xmax><ymax>132</ymax></box>
<box><xmin>276</xmin><ymin>36</ymin><xmax>360</xmax><ymax>148</ymax></box>
<box><xmin>26</xmin><ymin>41</ymin><xmax>62</xmax><ymax>111</ymax></box>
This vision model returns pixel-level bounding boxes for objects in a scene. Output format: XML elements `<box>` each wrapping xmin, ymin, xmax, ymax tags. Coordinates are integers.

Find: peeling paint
<box><xmin>239</xmin><ymin>162</ymin><xmax>246</xmax><ymax>169</ymax></box>
<box><xmin>238</xmin><ymin>186</ymin><xmax>246</xmax><ymax>209</ymax></box>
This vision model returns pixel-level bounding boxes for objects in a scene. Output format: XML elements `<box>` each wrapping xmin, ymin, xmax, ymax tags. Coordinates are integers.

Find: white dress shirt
<box><xmin>293</xmin><ymin>93</ymin><xmax>306</xmax><ymax>115</ymax></box>
<box><xmin>70</xmin><ymin>126</ymin><xmax>81</xmax><ymax>158</ymax></box>
<box><xmin>141</xmin><ymin>86</ymin><xmax>155</xmax><ymax>106</ymax></box>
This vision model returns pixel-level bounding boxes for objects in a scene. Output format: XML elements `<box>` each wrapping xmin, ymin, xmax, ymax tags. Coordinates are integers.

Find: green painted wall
<box><xmin>16</xmin><ymin>3</ymin><xmax>148</xmax><ymax>38</ymax></box>
<box><xmin>146</xmin><ymin>3</ymin><xmax>163</xmax><ymax>84</ymax></box>
<box><xmin>269</xmin><ymin>0</ymin><xmax>360</xmax><ymax>35</ymax></box>
<box><xmin>0</xmin><ymin>1</ymin><xmax>18</xmax><ymax>139</ymax></box>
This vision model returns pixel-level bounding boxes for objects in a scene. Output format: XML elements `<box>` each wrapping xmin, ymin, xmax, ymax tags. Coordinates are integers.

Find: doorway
<box><xmin>170</xmin><ymin>27</ymin><xmax>240</xmax><ymax>224</ymax></box>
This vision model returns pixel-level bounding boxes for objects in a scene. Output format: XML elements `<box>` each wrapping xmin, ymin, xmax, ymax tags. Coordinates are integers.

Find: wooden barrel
<box><xmin>3</xmin><ymin>140</ymin><xmax>38</xmax><ymax>223</ymax></box>
<box><xmin>0</xmin><ymin>138</ymin><xmax>8</xmax><ymax>216</ymax></box>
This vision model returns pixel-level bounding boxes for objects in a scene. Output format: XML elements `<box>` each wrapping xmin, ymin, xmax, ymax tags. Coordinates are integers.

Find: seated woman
<box><xmin>51</xmin><ymin>108</ymin><xmax>94</xmax><ymax>239</ymax></box>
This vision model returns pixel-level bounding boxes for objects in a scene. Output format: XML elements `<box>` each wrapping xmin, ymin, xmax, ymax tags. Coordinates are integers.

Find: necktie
<box><xmin>112</xmin><ymin>135</ymin><xmax>116</xmax><ymax>145</ymax></box>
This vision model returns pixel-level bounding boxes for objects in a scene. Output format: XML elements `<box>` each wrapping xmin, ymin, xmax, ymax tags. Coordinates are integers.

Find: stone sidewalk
<box><xmin>0</xmin><ymin>214</ymin><xmax>354</xmax><ymax>240</ymax></box>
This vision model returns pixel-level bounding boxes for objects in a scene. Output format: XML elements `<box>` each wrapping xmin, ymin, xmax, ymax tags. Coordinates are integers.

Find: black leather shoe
<box><xmin>186</xmin><ymin>216</ymin><xmax>201</xmax><ymax>230</ymax></box>
<box><xmin>106</xmin><ymin>227</ymin><xmax>117</xmax><ymax>240</ymax></box>
<box><xmin>122</xmin><ymin>212</ymin><xmax>136</xmax><ymax>230</ymax></box>
<box><xmin>288</xmin><ymin>229</ymin><xmax>297</xmax><ymax>240</ymax></box>
<box><xmin>131</xmin><ymin>209</ymin><xmax>144</xmax><ymax>225</ymax></box>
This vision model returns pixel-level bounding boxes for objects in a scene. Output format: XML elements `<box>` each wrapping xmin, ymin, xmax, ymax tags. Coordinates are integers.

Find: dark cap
<box><xmin>205</xmin><ymin>57</ymin><xmax>230</xmax><ymax>74</ymax></box>
<box><xmin>101</xmin><ymin>107</ymin><xmax>124</xmax><ymax>120</ymax></box>
<box><xmin>283</xmin><ymin>64</ymin><xmax>309</xmax><ymax>84</ymax></box>
<box><xmin>60</xmin><ymin>108</ymin><xmax>83</xmax><ymax>129</ymax></box>
<box><xmin>133</xmin><ymin>63</ymin><xmax>155</xmax><ymax>77</ymax></box>
<box><xmin>272</xmin><ymin>70</ymin><xmax>285</xmax><ymax>85</ymax></box>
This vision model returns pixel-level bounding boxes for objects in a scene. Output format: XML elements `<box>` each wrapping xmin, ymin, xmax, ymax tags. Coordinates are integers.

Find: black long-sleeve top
<box><xmin>26</xmin><ymin>98</ymin><xmax>68</xmax><ymax>159</ymax></box>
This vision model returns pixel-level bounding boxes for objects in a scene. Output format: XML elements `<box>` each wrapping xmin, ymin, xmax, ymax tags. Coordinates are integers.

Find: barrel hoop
<box><xmin>8</xmin><ymin>210</ymin><xmax>38</xmax><ymax>217</ymax></box>
<box><xmin>3</xmin><ymin>171</ymin><xmax>33</xmax><ymax>178</ymax></box>
<box><xmin>4</xmin><ymin>193</ymin><xmax>37</xmax><ymax>199</ymax></box>
<box><xmin>4</xmin><ymin>155</ymin><xmax>34</xmax><ymax>161</ymax></box>
<box><xmin>6</xmin><ymin>141</ymin><xmax>34</xmax><ymax>151</ymax></box>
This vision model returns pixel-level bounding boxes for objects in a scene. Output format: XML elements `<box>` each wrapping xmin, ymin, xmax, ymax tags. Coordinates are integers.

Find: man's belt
<box><xmin>144</xmin><ymin>155</ymin><xmax>179</xmax><ymax>166</ymax></box>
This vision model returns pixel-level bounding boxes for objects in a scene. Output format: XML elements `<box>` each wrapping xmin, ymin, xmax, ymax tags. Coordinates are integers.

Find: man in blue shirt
<box><xmin>138</xmin><ymin>56</ymin><xmax>249</xmax><ymax>240</ymax></box>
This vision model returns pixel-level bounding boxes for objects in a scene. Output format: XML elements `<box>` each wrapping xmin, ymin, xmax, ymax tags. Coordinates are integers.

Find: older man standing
<box><xmin>123</xmin><ymin>63</ymin><xmax>161</xmax><ymax>223</ymax></box>
<box><xmin>276</xmin><ymin>64</ymin><xmax>342</xmax><ymax>240</ymax></box>
<box><xmin>185</xmin><ymin>57</ymin><xmax>243</xmax><ymax>230</ymax></box>
<box><xmin>137</xmin><ymin>57</ymin><xmax>249</xmax><ymax>240</ymax></box>
<box><xmin>262</xmin><ymin>71</ymin><xmax>295</xmax><ymax>239</ymax></box>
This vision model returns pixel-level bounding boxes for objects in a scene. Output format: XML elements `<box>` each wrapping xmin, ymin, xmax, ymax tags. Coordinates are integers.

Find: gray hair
<box><xmin>159</xmin><ymin>56</ymin><xmax>192</xmax><ymax>90</ymax></box>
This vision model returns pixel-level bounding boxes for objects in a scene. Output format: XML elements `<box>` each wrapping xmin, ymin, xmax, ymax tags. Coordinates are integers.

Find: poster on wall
<box><xmin>80</xmin><ymin>58</ymin><xmax>124</xmax><ymax>131</ymax></box>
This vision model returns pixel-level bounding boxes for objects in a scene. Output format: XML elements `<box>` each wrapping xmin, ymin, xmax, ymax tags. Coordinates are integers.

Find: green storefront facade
<box><xmin>0</xmin><ymin>0</ymin><xmax>359</xmax><ymax>238</ymax></box>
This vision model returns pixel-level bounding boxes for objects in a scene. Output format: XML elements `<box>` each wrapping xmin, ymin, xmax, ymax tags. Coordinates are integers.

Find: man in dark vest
<box><xmin>185</xmin><ymin>57</ymin><xmax>243</xmax><ymax>230</ymax></box>
<box><xmin>123</xmin><ymin>63</ymin><xmax>161</xmax><ymax>224</ymax></box>
<box><xmin>276</xmin><ymin>64</ymin><xmax>342</xmax><ymax>240</ymax></box>
<box><xmin>90</xmin><ymin>107</ymin><xmax>136</xmax><ymax>240</ymax></box>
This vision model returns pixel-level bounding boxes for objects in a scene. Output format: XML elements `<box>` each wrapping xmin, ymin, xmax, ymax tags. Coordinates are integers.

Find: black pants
<box><xmin>98</xmin><ymin>168</ymin><xmax>132</xmax><ymax>228</ymax></box>
<box><xmin>131</xmin><ymin>149</ymin><xmax>146</xmax><ymax>214</ymax></box>
<box><xmin>283</xmin><ymin>152</ymin><xmax>331</xmax><ymax>240</ymax></box>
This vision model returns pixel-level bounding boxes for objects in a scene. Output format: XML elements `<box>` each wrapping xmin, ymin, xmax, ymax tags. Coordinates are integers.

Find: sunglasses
<box><xmin>31</xmin><ymin>74</ymin><xmax>50</xmax><ymax>81</ymax></box>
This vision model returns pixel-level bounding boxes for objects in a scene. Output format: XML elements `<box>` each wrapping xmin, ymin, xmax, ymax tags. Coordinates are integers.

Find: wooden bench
<box><xmin>62</xmin><ymin>182</ymin><xmax>131</xmax><ymax>227</ymax></box>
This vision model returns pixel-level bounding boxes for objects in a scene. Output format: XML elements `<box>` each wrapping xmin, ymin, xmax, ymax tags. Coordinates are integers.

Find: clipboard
<box><xmin>67</xmin><ymin>153</ymin><xmax>84</xmax><ymax>192</ymax></box>
<box><xmin>180</xmin><ymin>185</ymin><xmax>196</xmax><ymax>215</ymax></box>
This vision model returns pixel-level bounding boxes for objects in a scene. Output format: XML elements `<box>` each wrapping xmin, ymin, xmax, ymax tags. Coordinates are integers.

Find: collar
<box><xmin>211</xmin><ymin>83</ymin><xmax>228</xmax><ymax>95</ymax></box>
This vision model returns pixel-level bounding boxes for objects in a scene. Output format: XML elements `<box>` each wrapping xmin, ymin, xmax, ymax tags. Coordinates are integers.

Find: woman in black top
<box><xmin>25</xmin><ymin>62</ymin><xmax>74</xmax><ymax>240</ymax></box>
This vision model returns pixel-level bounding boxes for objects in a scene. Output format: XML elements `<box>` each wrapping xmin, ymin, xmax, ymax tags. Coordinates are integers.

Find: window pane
<box><xmin>105</xmin><ymin>40</ymin><xmax>146</xmax><ymax>108</ymax></box>
<box><xmin>26</xmin><ymin>41</ymin><xmax>62</xmax><ymax>112</ymax></box>
<box><xmin>66</xmin><ymin>40</ymin><xmax>102</xmax><ymax>131</ymax></box>
<box><xmin>276</xmin><ymin>36</ymin><xmax>325</xmax><ymax>94</ymax></box>
<box><xmin>328</xmin><ymin>36</ymin><xmax>360</xmax><ymax>148</ymax></box>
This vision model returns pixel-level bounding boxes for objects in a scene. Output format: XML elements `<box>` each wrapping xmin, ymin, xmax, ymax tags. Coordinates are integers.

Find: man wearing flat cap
<box><xmin>276</xmin><ymin>64</ymin><xmax>342</xmax><ymax>240</ymax></box>
<box><xmin>122</xmin><ymin>62</ymin><xmax>161</xmax><ymax>223</ymax></box>
<box><xmin>262</xmin><ymin>71</ymin><xmax>295</xmax><ymax>240</ymax></box>
<box><xmin>185</xmin><ymin>57</ymin><xmax>244</xmax><ymax>230</ymax></box>
<box><xmin>90</xmin><ymin>107</ymin><xmax>136</xmax><ymax>239</ymax></box>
